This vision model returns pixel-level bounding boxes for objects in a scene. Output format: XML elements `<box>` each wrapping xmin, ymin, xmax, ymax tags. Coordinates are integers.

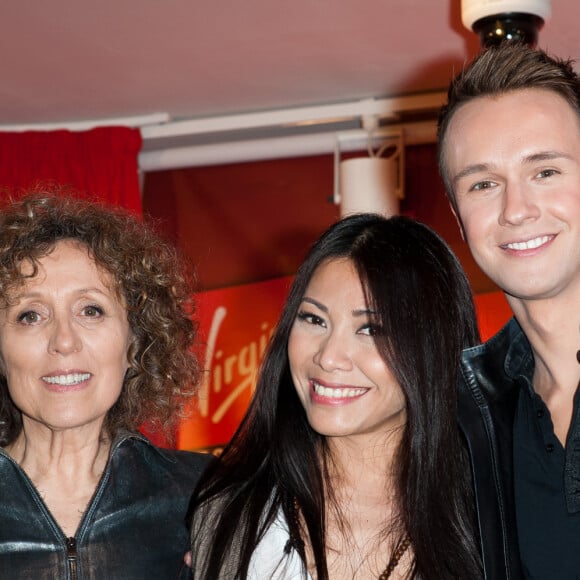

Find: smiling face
<box><xmin>444</xmin><ymin>88</ymin><xmax>580</xmax><ymax>304</ymax></box>
<box><xmin>0</xmin><ymin>240</ymin><xmax>133</xmax><ymax>438</ymax></box>
<box><xmin>288</xmin><ymin>258</ymin><xmax>406</xmax><ymax>443</ymax></box>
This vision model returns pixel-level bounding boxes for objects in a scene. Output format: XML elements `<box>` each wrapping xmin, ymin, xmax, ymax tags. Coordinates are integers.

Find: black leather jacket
<box><xmin>458</xmin><ymin>317</ymin><xmax>532</xmax><ymax>580</ymax></box>
<box><xmin>0</xmin><ymin>431</ymin><xmax>211</xmax><ymax>579</ymax></box>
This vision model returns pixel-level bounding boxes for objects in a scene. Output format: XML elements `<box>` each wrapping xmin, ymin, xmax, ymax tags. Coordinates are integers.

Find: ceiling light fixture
<box><xmin>334</xmin><ymin>120</ymin><xmax>404</xmax><ymax>217</ymax></box>
<box><xmin>461</xmin><ymin>0</ymin><xmax>551</xmax><ymax>47</ymax></box>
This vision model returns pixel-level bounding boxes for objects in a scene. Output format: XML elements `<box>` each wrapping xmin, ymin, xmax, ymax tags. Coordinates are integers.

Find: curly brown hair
<box><xmin>0</xmin><ymin>192</ymin><xmax>200</xmax><ymax>446</ymax></box>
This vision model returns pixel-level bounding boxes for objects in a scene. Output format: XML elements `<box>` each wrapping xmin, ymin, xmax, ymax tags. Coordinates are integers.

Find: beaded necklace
<box><xmin>291</xmin><ymin>498</ymin><xmax>411</xmax><ymax>579</ymax></box>
<box><xmin>378</xmin><ymin>534</ymin><xmax>411</xmax><ymax>579</ymax></box>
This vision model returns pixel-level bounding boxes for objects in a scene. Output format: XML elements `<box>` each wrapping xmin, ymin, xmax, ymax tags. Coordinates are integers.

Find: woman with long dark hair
<box><xmin>189</xmin><ymin>213</ymin><xmax>482</xmax><ymax>579</ymax></box>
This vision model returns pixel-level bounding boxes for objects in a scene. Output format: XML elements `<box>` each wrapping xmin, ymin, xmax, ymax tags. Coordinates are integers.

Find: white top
<box><xmin>247</xmin><ymin>507</ymin><xmax>313</xmax><ymax>580</ymax></box>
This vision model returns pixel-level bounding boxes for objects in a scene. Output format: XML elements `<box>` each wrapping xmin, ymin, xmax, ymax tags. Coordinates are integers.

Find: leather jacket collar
<box><xmin>458</xmin><ymin>317</ymin><xmax>531</xmax><ymax>580</ymax></box>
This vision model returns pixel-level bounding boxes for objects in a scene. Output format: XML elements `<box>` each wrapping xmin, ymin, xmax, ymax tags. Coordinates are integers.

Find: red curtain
<box><xmin>0</xmin><ymin>126</ymin><xmax>143</xmax><ymax>213</ymax></box>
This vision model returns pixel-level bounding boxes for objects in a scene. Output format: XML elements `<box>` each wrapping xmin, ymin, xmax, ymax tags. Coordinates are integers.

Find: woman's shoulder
<box><xmin>157</xmin><ymin>447</ymin><xmax>215</xmax><ymax>473</ymax></box>
<box><xmin>248</xmin><ymin>505</ymin><xmax>309</xmax><ymax>580</ymax></box>
<box><xmin>111</xmin><ymin>432</ymin><xmax>214</xmax><ymax>484</ymax></box>
<box><xmin>191</xmin><ymin>492</ymin><xmax>309</xmax><ymax>579</ymax></box>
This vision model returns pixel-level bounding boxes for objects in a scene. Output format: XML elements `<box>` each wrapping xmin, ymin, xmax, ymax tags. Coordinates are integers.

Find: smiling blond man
<box><xmin>438</xmin><ymin>43</ymin><xmax>580</xmax><ymax>579</ymax></box>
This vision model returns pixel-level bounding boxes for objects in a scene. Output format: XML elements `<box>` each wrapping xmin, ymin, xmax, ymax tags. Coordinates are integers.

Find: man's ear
<box><xmin>450</xmin><ymin>203</ymin><xmax>466</xmax><ymax>242</ymax></box>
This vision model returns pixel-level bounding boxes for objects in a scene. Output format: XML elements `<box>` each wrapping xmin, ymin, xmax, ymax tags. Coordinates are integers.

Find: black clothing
<box><xmin>459</xmin><ymin>317</ymin><xmax>580</xmax><ymax>579</ymax></box>
<box><xmin>458</xmin><ymin>318</ymin><xmax>528</xmax><ymax>579</ymax></box>
<box><xmin>514</xmin><ymin>377</ymin><xmax>580</xmax><ymax>578</ymax></box>
<box><xmin>0</xmin><ymin>431</ymin><xmax>211</xmax><ymax>579</ymax></box>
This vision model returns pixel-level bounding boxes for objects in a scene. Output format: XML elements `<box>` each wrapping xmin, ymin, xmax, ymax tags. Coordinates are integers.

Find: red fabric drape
<box><xmin>0</xmin><ymin>126</ymin><xmax>143</xmax><ymax>213</ymax></box>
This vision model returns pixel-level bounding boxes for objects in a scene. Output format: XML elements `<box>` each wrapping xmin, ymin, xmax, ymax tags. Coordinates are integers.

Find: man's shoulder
<box><xmin>463</xmin><ymin>317</ymin><xmax>529</xmax><ymax>367</ymax></box>
<box><xmin>459</xmin><ymin>317</ymin><xmax>532</xmax><ymax>404</ymax></box>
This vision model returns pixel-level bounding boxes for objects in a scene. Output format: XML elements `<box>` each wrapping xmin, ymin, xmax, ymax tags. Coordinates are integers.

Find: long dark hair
<box><xmin>189</xmin><ymin>214</ymin><xmax>482</xmax><ymax>579</ymax></box>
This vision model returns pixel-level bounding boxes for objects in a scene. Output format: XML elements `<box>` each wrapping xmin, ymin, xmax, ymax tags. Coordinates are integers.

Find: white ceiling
<box><xmin>1</xmin><ymin>1</ymin><xmax>578</xmax><ymax>132</ymax></box>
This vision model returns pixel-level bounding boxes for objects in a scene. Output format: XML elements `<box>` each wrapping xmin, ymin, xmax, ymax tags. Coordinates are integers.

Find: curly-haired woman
<box><xmin>0</xmin><ymin>193</ymin><xmax>210</xmax><ymax>579</ymax></box>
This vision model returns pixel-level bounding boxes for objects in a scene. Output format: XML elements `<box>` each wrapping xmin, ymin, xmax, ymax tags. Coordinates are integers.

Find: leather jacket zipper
<box><xmin>66</xmin><ymin>537</ymin><xmax>78</xmax><ymax>580</ymax></box>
